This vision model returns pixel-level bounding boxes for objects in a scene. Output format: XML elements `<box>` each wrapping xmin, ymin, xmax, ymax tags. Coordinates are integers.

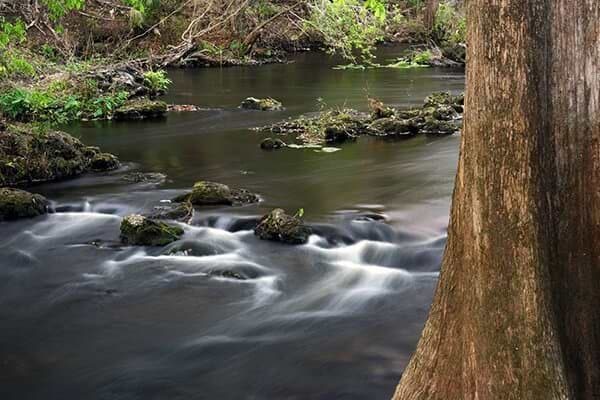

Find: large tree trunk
<box><xmin>393</xmin><ymin>1</ymin><xmax>599</xmax><ymax>399</ymax></box>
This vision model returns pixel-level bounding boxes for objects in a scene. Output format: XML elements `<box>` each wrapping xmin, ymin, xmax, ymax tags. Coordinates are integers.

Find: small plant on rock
<box><xmin>143</xmin><ymin>70</ymin><xmax>172</xmax><ymax>96</ymax></box>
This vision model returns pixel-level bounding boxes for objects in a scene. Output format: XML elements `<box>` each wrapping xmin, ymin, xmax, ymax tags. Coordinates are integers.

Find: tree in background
<box><xmin>305</xmin><ymin>0</ymin><xmax>386</xmax><ymax>65</ymax></box>
<box><xmin>393</xmin><ymin>0</ymin><xmax>599</xmax><ymax>398</ymax></box>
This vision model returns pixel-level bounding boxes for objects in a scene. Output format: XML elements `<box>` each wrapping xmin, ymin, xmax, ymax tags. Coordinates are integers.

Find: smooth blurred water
<box><xmin>0</xmin><ymin>49</ymin><xmax>464</xmax><ymax>400</ymax></box>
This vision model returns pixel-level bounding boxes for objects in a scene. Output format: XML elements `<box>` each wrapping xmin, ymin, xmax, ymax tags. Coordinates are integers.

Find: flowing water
<box><xmin>0</xmin><ymin>49</ymin><xmax>464</xmax><ymax>400</ymax></box>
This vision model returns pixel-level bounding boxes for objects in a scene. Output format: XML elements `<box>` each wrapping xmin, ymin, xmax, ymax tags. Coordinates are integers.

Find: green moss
<box><xmin>254</xmin><ymin>208</ymin><xmax>311</xmax><ymax>245</ymax></box>
<box><xmin>0</xmin><ymin>187</ymin><xmax>49</xmax><ymax>221</ymax></box>
<box><xmin>120</xmin><ymin>214</ymin><xmax>184</xmax><ymax>246</ymax></box>
<box><xmin>173</xmin><ymin>181</ymin><xmax>259</xmax><ymax>206</ymax></box>
<box><xmin>114</xmin><ymin>99</ymin><xmax>167</xmax><ymax>120</ymax></box>
<box><xmin>0</xmin><ymin>124</ymin><xmax>119</xmax><ymax>186</ymax></box>
<box><xmin>89</xmin><ymin>153</ymin><xmax>120</xmax><ymax>171</ymax></box>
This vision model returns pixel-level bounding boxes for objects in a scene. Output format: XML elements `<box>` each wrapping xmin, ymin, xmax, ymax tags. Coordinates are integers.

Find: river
<box><xmin>0</xmin><ymin>49</ymin><xmax>464</xmax><ymax>399</ymax></box>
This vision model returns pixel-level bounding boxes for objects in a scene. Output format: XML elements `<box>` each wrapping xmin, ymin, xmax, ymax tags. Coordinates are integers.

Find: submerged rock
<box><xmin>0</xmin><ymin>125</ymin><xmax>120</xmax><ymax>186</ymax></box>
<box><xmin>121</xmin><ymin>172</ymin><xmax>167</xmax><ymax>184</ymax></box>
<box><xmin>210</xmin><ymin>270</ymin><xmax>247</xmax><ymax>280</ymax></box>
<box><xmin>240</xmin><ymin>97</ymin><xmax>283</xmax><ymax>111</ymax></box>
<box><xmin>260</xmin><ymin>137</ymin><xmax>287</xmax><ymax>150</ymax></box>
<box><xmin>114</xmin><ymin>99</ymin><xmax>168</xmax><ymax>120</ymax></box>
<box><xmin>254</xmin><ymin>208</ymin><xmax>311</xmax><ymax>245</ymax></box>
<box><xmin>173</xmin><ymin>181</ymin><xmax>259</xmax><ymax>206</ymax></box>
<box><xmin>0</xmin><ymin>188</ymin><xmax>49</xmax><ymax>221</ymax></box>
<box><xmin>120</xmin><ymin>214</ymin><xmax>183</xmax><ymax>246</ymax></box>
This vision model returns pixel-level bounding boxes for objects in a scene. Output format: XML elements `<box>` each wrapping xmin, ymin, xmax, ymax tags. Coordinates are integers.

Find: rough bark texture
<box><xmin>393</xmin><ymin>1</ymin><xmax>599</xmax><ymax>399</ymax></box>
<box><xmin>423</xmin><ymin>0</ymin><xmax>439</xmax><ymax>32</ymax></box>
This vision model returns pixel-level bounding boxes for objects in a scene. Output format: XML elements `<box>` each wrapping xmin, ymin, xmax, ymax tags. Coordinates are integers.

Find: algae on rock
<box><xmin>0</xmin><ymin>188</ymin><xmax>49</xmax><ymax>221</ymax></box>
<box><xmin>0</xmin><ymin>124</ymin><xmax>120</xmax><ymax>186</ymax></box>
<box><xmin>173</xmin><ymin>181</ymin><xmax>259</xmax><ymax>206</ymax></box>
<box><xmin>120</xmin><ymin>214</ymin><xmax>184</xmax><ymax>246</ymax></box>
<box><xmin>114</xmin><ymin>99</ymin><xmax>168</xmax><ymax>120</ymax></box>
<box><xmin>254</xmin><ymin>208</ymin><xmax>311</xmax><ymax>245</ymax></box>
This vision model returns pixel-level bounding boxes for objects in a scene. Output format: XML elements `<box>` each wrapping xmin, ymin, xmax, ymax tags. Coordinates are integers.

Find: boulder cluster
<box><xmin>259</xmin><ymin>92</ymin><xmax>464</xmax><ymax>146</ymax></box>
<box><xmin>0</xmin><ymin>178</ymin><xmax>311</xmax><ymax>248</ymax></box>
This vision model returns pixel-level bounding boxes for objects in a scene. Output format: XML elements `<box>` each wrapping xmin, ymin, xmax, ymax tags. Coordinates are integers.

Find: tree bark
<box><xmin>393</xmin><ymin>1</ymin><xmax>599</xmax><ymax>399</ymax></box>
<box><xmin>423</xmin><ymin>0</ymin><xmax>439</xmax><ymax>32</ymax></box>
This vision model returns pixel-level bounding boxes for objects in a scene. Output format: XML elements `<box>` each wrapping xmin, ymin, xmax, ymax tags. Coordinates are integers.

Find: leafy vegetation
<box><xmin>306</xmin><ymin>0</ymin><xmax>387</xmax><ymax>65</ymax></box>
<box><xmin>143</xmin><ymin>70</ymin><xmax>172</xmax><ymax>95</ymax></box>
<box><xmin>0</xmin><ymin>18</ymin><xmax>26</xmax><ymax>49</ymax></box>
<box><xmin>0</xmin><ymin>85</ymin><xmax>129</xmax><ymax>123</ymax></box>
<box><xmin>42</xmin><ymin>0</ymin><xmax>85</xmax><ymax>22</ymax></box>
<box><xmin>433</xmin><ymin>2</ymin><xmax>466</xmax><ymax>45</ymax></box>
<box><xmin>123</xmin><ymin>0</ymin><xmax>160</xmax><ymax>27</ymax></box>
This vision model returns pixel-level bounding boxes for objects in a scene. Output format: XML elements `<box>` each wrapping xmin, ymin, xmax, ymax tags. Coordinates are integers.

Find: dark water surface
<box><xmin>0</xmin><ymin>50</ymin><xmax>464</xmax><ymax>399</ymax></box>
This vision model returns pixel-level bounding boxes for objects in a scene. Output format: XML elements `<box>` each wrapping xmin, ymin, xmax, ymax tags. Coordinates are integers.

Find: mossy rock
<box><xmin>421</xmin><ymin>118</ymin><xmax>460</xmax><ymax>135</ymax></box>
<box><xmin>240</xmin><ymin>97</ymin><xmax>283</xmax><ymax>111</ymax></box>
<box><xmin>424</xmin><ymin>92</ymin><xmax>464</xmax><ymax>110</ymax></box>
<box><xmin>173</xmin><ymin>181</ymin><xmax>259</xmax><ymax>206</ymax></box>
<box><xmin>0</xmin><ymin>188</ymin><xmax>49</xmax><ymax>221</ymax></box>
<box><xmin>0</xmin><ymin>125</ymin><xmax>120</xmax><ymax>186</ymax></box>
<box><xmin>120</xmin><ymin>214</ymin><xmax>184</xmax><ymax>246</ymax></box>
<box><xmin>254</xmin><ymin>208</ymin><xmax>311</xmax><ymax>245</ymax></box>
<box><xmin>114</xmin><ymin>99</ymin><xmax>168</xmax><ymax>120</ymax></box>
<box><xmin>90</xmin><ymin>153</ymin><xmax>120</xmax><ymax>171</ymax></box>
<box><xmin>260</xmin><ymin>137</ymin><xmax>287</xmax><ymax>150</ymax></box>
<box><xmin>421</xmin><ymin>105</ymin><xmax>459</xmax><ymax>121</ymax></box>
<box><xmin>368</xmin><ymin>118</ymin><xmax>420</xmax><ymax>137</ymax></box>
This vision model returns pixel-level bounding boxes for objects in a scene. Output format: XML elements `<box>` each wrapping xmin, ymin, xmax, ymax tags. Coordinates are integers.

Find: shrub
<box><xmin>412</xmin><ymin>49</ymin><xmax>432</xmax><ymax>64</ymax></box>
<box><xmin>6</xmin><ymin>56</ymin><xmax>36</xmax><ymax>78</ymax></box>
<box><xmin>0</xmin><ymin>87</ymin><xmax>129</xmax><ymax>123</ymax></box>
<box><xmin>143</xmin><ymin>70</ymin><xmax>172</xmax><ymax>94</ymax></box>
<box><xmin>433</xmin><ymin>2</ymin><xmax>466</xmax><ymax>45</ymax></box>
<box><xmin>0</xmin><ymin>18</ymin><xmax>26</xmax><ymax>49</ymax></box>
<box><xmin>0</xmin><ymin>89</ymin><xmax>31</xmax><ymax>120</ymax></box>
<box><xmin>42</xmin><ymin>0</ymin><xmax>86</xmax><ymax>22</ymax></box>
<box><xmin>306</xmin><ymin>0</ymin><xmax>387</xmax><ymax>65</ymax></box>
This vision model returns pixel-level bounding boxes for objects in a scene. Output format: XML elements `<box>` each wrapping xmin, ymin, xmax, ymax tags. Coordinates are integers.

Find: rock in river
<box><xmin>0</xmin><ymin>188</ymin><xmax>49</xmax><ymax>221</ymax></box>
<box><xmin>114</xmin><ymin>99</ymin><xmax>168</xmax><ymax>120</ymax></box>
<box><xmin>254</xmin><ymin>208</ymin><xmax>311</xmax><ymax>245</ymax></box>
<box><xmin>173</xmin><ymin>181</ymin><xmax>259</xmax><ymax>206</ymax></box>
<box><xmin>89</xmin><ymin>153</ymin><xmax>120</xmax><ymax>171</ymax></box>
<box><xmin>120</xmin><ymin>214</ymin><xmax>184</xmax><ymax>246</ymax></box>
<box><xmin>260</xmin><ymin>137</ymin><xmax>287</xmax><ymax>150</ymax></box>
<box><xmin>0</xmin><ymin>125</ymin><xmax>119</xmax><ymax>186</ymax></box>
<box><xmin>240</xmin><ymin>97</ymin><xmax>283</xmax><ymax>111</ymax></box>
<box><xmin>368</xmin><ymin>117</ymin><xmax>420</xmax><ymax>137</ymax></box>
